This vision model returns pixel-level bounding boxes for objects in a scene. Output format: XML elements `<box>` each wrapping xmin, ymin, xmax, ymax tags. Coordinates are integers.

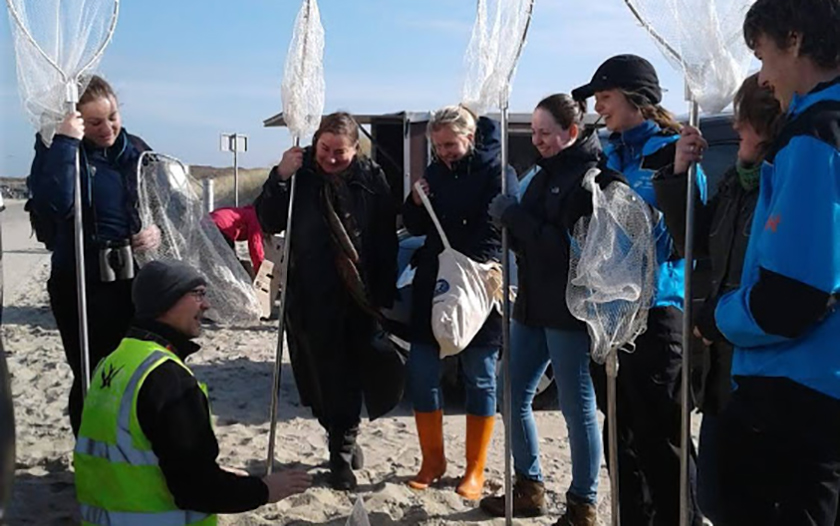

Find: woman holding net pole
<box><xmin>254</xmin><ymin>112</ymin><xmax>398</xmax><ymax>491</ymax></box>
<box><xmin>572</xmin><ymin>55</ymin><xmax>707</xmax><ymax>526</ymax></box>
<box><xmin>28</xmin><ymin>75</ymin><xmax>160</xmax><ymax>436</ymax></box>
<box><xmin>479</xmin><ymin>94</ymin><xmax>624</xmax><ymax>525</ymax></box>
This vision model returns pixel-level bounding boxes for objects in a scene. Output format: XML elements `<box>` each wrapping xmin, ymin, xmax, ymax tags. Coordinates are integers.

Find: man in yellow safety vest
<box><xmin>74</xmin><ymin>259</ymin><xmax>311</xmax><ymax>525</ymax></box>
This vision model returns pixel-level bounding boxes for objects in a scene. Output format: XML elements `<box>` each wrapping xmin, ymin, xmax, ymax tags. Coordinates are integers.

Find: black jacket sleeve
<box><xmin>653</xmin><ymin>164</ymin><xmax>716</xmax><ymax>259</ymax></box>
<box><xmin>254</xmin><ymin>166</ymin><xmax>292</xmax><ymax>234</ymax></box>
<box><xmin>137</xmin><ymin>362</ymin><xmax>268</xmax><ymax>514</ymax></box>
<box><xmin>501</xmin><ymin>202</ymin><xmax>568</xmax><ymax>265</ymax></box>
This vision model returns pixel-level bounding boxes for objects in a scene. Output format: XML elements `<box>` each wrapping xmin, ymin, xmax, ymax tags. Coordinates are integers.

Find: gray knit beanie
<box><xmin>132</xmin><ymin>260</ymin><xmax>207</xmax><ymax>320</ymax></box>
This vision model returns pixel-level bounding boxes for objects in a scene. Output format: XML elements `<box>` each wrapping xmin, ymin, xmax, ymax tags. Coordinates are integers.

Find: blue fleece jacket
<box><xmin>603</xmin><ymin>120</ymin><xmax>708</xmax><ymax>310</ymax></box>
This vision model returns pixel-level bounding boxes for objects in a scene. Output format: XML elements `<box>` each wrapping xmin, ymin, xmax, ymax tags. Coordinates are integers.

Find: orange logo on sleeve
<box><xmin>765</xmin><ymin>215</ymin><xmax>782</xmax><ymax>233</ymax></box>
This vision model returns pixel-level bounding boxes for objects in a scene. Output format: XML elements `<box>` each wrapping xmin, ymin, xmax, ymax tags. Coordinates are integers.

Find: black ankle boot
<box><xmin>329</xmin><ymin>459</ymin><xmax>357</xmax><ymax>491</ymax></box>
<box><xmin>328</xmin><ymin>427</ymin><xmax>360</xmax><ymax>490</ymax></box>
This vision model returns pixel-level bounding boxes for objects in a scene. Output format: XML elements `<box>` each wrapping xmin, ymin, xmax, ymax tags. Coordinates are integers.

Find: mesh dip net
<box><xmin>136</xmin><ymin>153</ymin><xmax>261</xmax><ymax>326</ymax></box>
<box><xmin>623</xmin><ymin>0</ymin><xmax>756</xmax><ymax>113</ymax></box>
<box><xmin>461</xmin><ymin>0</ymin><xmax>534</xmax><ymax>115</ymax></box>
<box><xmin>6</xmin><ymin>0</ymin><xmax>119</xmax><ymax>144</ymax></box>
<box><xmin>566</xmin><ymin>170</ymin><xmax>657</xmax><ymax>364</ymax></box>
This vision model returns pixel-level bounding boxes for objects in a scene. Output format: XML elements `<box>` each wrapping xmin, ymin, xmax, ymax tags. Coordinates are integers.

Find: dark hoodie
<box><xmin>402</xmin><ymin>116</ymin><xmax>518</xmax><ymax>347</ymax></box>
<box><xmin>501</xmin><ymin>130</ymin><xmax>624</xmax><ymax>330</ymax></box>
<box><xmin>133</xmin><ymin>320</ymin><xmax>268</xmax><ymax>514</ymax></box>
<box><xmin>28</xmin><ymin>129</ymin><xmax>150</xmax><ymax>279</ymax></box>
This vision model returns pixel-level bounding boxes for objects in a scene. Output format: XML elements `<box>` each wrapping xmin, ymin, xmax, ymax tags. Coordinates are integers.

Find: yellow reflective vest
<box><xmin>74</xmin><ymin>337</ymin><xmax>217</xmax><ymax>526</ymax></box>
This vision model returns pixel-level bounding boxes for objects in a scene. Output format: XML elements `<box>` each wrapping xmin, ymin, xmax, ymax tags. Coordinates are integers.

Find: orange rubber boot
<box><xmin>456</xmin><ymin>414</ymin><xmax>495</xmax><ymax>500</ymax></box>
<box><xmin>408</xmin><ymin>410</ymin><xmax>446</xmax><ymax>490</ymax></box>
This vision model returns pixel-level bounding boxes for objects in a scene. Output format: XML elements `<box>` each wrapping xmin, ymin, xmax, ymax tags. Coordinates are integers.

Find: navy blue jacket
<box><xmin>716</xmin><ymin>77</ymin><xmax>840</xmax><ymax>400</ymax></box>
<box><xmin>402</xmin><ymin>117</ymin><xmax>518</xmax><ymax>347</ymax></box>
<box><xmin>29</xmin><ymin>129</ymin><xmax>150</xmax><ymax>279</ymax></box>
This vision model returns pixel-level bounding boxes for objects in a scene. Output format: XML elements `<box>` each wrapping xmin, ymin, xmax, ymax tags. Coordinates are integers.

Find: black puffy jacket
<box><xmin>504</xmin><ymin>130</ymin><xmax>625</xmax><ymax>330</ymax></box>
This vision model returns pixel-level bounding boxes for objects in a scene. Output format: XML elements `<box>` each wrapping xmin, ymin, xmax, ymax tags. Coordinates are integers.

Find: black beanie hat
<box><xmin>572</xmin><ymin>54</ymin><xmax>663</xmax><ymax>105</ymax></box>
<box><xmin>132</xmin><ymin>260</ymin><xmax>207</xmax><ymax>320</ymax></box>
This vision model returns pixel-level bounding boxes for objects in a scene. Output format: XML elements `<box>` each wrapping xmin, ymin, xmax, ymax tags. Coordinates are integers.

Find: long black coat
<box><xmin>401</xmin><ymin>117</ymin><xmax>518</xmax><ymax>348</ymax></box>
<box><xmin>255</xmin><ymin>150</ymin><xmax>400</xmax><ymax>421</ymax></box>
<box><xmin>654</xmin><ymin>165</ymin><xmax>759</xmax><ymax>414</ymax></box>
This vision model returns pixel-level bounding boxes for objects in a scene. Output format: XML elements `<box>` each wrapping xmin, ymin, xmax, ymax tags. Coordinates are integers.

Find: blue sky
<box><xmin>0</xmin><ymin>0</ymin><xmax>699</xmax><ymax>177</ymax></box>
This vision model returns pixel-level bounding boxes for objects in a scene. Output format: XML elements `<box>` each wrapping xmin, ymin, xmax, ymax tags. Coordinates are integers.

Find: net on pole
<box><xmin>6</xmin><ymin>0</ymin><xmax>119</xmax><ymax>144</ymax></box>
<box><xmin>135</xmin><ymin>153</ymin><xmax>261</xmax><ymax>326</ymax></box>
<box><xmin>280</xmin><ymin>0</ymin><xmax>325</xmax><ymax>142</ymax></box>
<box><xmin>623</xmin><ymin>0</ymin><xmax>756</xmax><ymax>113</ymax></box>
<box><xmin>566</xmin><ymin>171</ymin><xmax>657</xmax><ymax>364</ymax></box>
<box><xmin>462</xmin><ymin>0</ymin><xmax>534</xmax><ymax>115</ymax></box>
<box><xmin>267</xmin><ymin>0</ymin><xmax>326</xmax><ymax>475</ymax></box>
<box><xmin>620</xmin><ymin>3</ymin><xmax>756</xmax><ymax>524</ymax></box>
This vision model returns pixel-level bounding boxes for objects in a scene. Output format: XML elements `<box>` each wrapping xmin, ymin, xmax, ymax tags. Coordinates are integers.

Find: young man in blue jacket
<box><xmin>693</xmin><ymin>1</ymin><xmax>840</xmax><ymax>524</ymax></box>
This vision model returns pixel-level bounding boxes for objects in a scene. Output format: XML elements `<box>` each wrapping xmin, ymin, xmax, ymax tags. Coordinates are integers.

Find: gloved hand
<box><xmin>488</xmin><ymin>194</ymin><xmax>518</xmax><ymax>228</ymax></box>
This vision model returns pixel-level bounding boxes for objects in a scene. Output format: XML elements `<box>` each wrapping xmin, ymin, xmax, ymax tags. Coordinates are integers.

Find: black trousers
<box><xmin>591</xmin><ymin>306</ymin><xmax>702</xmax><ymax>526</ymax></box>
<box><xmin>48</xmin><ymin>273</ymin><xmax>134</xmax><ymax>436</ymax></box>
<box><xmin>717</xmin><ymin>376</ymin><xmax>840</xmax><ymax>526</ymax></box>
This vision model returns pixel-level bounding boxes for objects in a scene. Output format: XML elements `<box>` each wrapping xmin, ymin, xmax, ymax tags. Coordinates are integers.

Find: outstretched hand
<box><xmin>262</xmin><ymin>468</ymin><xmax>312</xmax><ymax>503</ymax></box>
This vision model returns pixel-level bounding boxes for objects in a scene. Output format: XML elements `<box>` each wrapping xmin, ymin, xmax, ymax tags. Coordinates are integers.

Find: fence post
<box><xmin>202</xmin><ymin>178</ymin><xmax>215</xmax><ymax>215</ymax></box>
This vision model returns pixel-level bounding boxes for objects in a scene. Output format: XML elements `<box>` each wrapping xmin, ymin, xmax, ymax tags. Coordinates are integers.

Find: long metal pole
<box><xmin>497</xmin><ymin>4</ymin><xmax>534</xmax><ymax>523</ymax></box>
<box><xmin>233</xmin><ymin>136</ymin><xmax>240</xmax><ymax>208</ymax></box>
<box><xmin>266</xmin><ymin>138</ymin><xmax>300</xmax><ymax>475</ymax></box>
<box><xmin>679</xmin><ymin>88</ymin><xmax>699</xmax><ymax>526</ymax></box>
<box><xmin>607</xmin><ymin>350</ymin><xmax>620</xmax><ymax>526</ymax></box>
<box><xmin>500</xmin><ymin>98</ymin><xmax>513</xmax><ymax>526</ymax></box>
<box><xmin>66</xmin><ymin>83</ymin><xmax>91</xmax><ymax>396</ymax></box>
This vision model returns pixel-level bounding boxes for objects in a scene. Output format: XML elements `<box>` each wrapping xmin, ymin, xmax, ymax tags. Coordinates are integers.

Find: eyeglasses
<box><xmin>189</xmin><ymin>289</ymin><xmax>208</xmax><ymax>300</ymax></box>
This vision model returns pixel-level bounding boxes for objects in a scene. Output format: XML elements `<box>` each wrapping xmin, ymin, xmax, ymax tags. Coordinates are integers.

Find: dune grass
<box><xmin>189</xmin><ymin>165</ymin><xmax>270</xmax><ymax>209</ymax></box>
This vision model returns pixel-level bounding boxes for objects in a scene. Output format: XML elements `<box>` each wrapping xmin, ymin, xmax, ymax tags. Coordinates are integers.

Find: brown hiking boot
<box><xmin>479</xmin><ymin>476</ymin><xmax>547</xmax><ymax>518</ymax></box>
<box><xmin>552</xmin><ymin>492</ymin><xmax>598</xmax><ymax>526</ymax></box>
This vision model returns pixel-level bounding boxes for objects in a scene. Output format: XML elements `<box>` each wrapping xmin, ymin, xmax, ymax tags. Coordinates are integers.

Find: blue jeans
<box><xmin>407</xmin><ymin>342</ymin><xmax>498</xmax><ymax>417</ymax></box>
<box><xmin>508</xmin><ymin>320</ymin><xmax>602</xmax><ymax>503</ymax></box>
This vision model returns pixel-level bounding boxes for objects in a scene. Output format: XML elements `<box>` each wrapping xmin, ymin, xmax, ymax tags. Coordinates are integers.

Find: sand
<box><xmin>2</xmin><ymin>199</ymin><xmax>701</xmax><ymax>525</ymax></box>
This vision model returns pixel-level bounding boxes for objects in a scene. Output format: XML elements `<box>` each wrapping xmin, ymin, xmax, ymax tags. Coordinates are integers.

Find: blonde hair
<box><xmin>427</xmin><ymin>104</ymin><xmax>478</xmax><ymax>139</ymax></box>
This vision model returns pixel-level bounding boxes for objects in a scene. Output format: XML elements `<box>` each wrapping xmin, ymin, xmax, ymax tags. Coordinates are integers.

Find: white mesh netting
<box><xmin>135</xmin><ymin>153</ymin><xmax>261</xmax><ymax>326</ymax></box>
<box><xmin>462</xmin><ymin>0</ymin><xmax>534</xmax><ymax>115</ymax></box>
<box><xmin>566</xmin><ymin>170</ymin><xmax>657</xmax><ymax>364</ymax></box>
<box><xmin>6</xmin><ymin>0</ymin><xmax>119</xmax><ymax>145</ymax></box>
<box><xmin>623</xmin><ymin>0</ymin><xmax>755</xmax><ymax>113</ymax></box>
<box><xmin>280</xmin><ymin>0</ymin><xmax>325</xmax><ymax>142</ymax></box>
<box><xmin>344</xmin><ymin>497</ymin><xmax>371</xmax><ymax>526</ymax></box>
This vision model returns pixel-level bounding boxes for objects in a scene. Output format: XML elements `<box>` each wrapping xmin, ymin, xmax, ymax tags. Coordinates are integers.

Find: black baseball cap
<box><xmin>572</xmin><ymin>54</ymin><xmax>663</xmax><ymax>105</ymax></box>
